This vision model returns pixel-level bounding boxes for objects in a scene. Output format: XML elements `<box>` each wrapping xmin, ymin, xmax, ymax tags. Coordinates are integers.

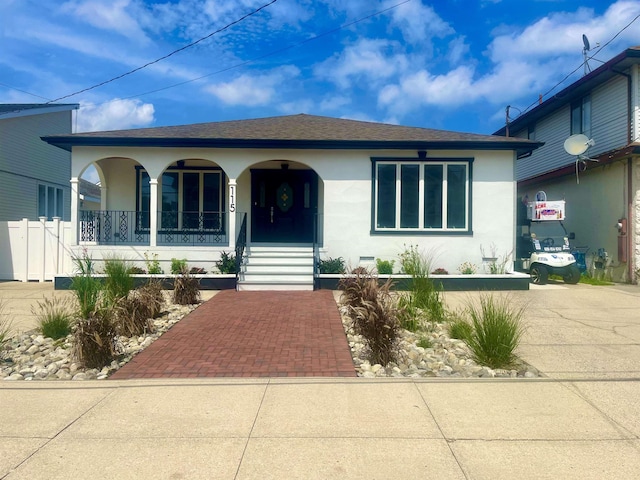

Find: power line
<box><xmin>44</xmin><ymin>0</ymin><xmax>279</xmax><ymax>104</ymax></box>
<box><xmin>519</xmin><ymin>12</ymin><xmax>640</xmax><ymax>117</ymax></box>
<box><xmin>73</xmin><ymin>0</ymin><xmax>414</xmax><ymax>113</ymax></box>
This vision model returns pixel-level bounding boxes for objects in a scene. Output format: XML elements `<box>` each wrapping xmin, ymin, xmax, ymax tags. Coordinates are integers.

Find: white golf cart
<box><xmin>516</xmin><ymin>193</ymin><xmax>581</xmax><ymax>285</ymax></box>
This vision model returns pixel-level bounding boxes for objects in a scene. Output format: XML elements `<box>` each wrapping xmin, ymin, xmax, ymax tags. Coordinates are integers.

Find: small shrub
<box><xmin>339</xmin><ymin>269</ymin><xmax>401</xmax><ymax>365</ymax></box>
<box><xmin>375</xmin><ymin>258</ymin><xmax>395</xmax><ymax>275</ymax></box>
<box><xmin>216</xmin><ymin>251</ymin><xmax>237</xmax><ymax>274</ymax></box>
<box><xmin>128</xmin><ymin>266</ymin><xmax>146</xmax><ymax>274</ymax></box>
<box><xmin>73</xmin><ymin>310</ymin><xmax>118</xmax><ymax>369</ymax></box>
<box><xmin>465</xmin><ymin>294</ymin><xmax>525</xmax><ymax>369</ymax></box>
<box><xmin>431</xmin><ymin>268</ymin><xmax>448</xmax><ymax>275</ymax></box>
<box><xmin>32</xmin><ymin>296</ymin><xmax>74</xmax><ymax>340</ymax></box>
<box><xmin>399</xmin><ymin>244</ymin><xmax>425</xmax><ymax>276</ymax></box>
<box><xmin>458</xmin><ymin>262</ymin><xmax>478</xmax><ymax>274</ymax></box>
<box><xmin>103</xmin><ymin>255</ymin><xmax>134</xmax><ymax>304</ymax></box>
<box><xmin>173</xmin><ymin>271</ymin><xmax>201</xmax><ymax>305</ymax></box>
<box><xmin>144</xmin><ymin>252</ymin><xmax>163</xmax><ymax>274</ymax></box>
<box><xmin>189</xmin><ymin>266</ymin><xmax>207</xmax><ymax>275</ymax></box>
<box><xmin>171</xmin><ymin>258</ymin><xmax>188</xmax><ymax>275</ymax></box>
<box><xmin>416</xmin><ymin>335</ymin><xmax>432</xmax><ymax>349</ymax></box>
<box><xmin>318</xmin><ymin>257</ymin><xmax>345</xmax><ymax>274</ymax></box>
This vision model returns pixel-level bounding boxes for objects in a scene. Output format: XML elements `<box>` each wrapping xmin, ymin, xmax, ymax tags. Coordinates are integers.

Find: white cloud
<box><xmin>315</xmin><ymin>38</ymin><xmax>409</xmax><ymax>89</ymax></box>
<box><xmin>61</xmin><ymin>0</ymin><xmax>149</xmax><ymax>43</ymax></box>
<box><xmin>378</xmin><ymin>0</ymin><xmax>640</xmax><ymax>119</ymax></box>
<box><xmin>387</xmin><ymin>0</ymin><xmax>454</xmax><ymax>45</ymax></box>
<box><xmin>75</xmin><ymin>99</ymin><xmax>155</xmax><ymax>132</ymax></box>
<box><xmin>205</xmin><ymin>66</ymin><xmax>300</xmax><ymax>106</ymax></box>
<box><xmin>319</xmin><ymin>95</ymin><xmax>351</xmax><ymax>111</ymax></box>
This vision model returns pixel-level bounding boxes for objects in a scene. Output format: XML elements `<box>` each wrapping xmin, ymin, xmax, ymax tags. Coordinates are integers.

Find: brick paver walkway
<box><xmin>110</xmin><ymin>290</ymin><xmax>356</xmax><ymax>379</ymax></box>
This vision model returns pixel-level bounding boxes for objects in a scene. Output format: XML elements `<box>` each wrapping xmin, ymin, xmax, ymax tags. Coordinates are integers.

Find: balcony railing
<box><xmin>79</xmin><ymin>210</ymin><xmax>227</xmax><ymax>246</ymax></box>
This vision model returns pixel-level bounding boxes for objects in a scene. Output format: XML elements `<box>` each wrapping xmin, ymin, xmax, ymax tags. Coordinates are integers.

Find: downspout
<box><xmin>613</xmin><ymin>67</ymin><xmax>634</xmax><ymax>282</ymax></box>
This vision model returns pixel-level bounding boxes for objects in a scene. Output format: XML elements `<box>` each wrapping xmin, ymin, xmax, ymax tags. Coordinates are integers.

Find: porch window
<box><xmin>136</xmin><ymin>167</ymin><xmax>225</xmax><ymax>232</ymax></box>
<box><xmin>372</xmin><ymin>158</ymin><xmax>472</xmax><ymax>234</ymax></box>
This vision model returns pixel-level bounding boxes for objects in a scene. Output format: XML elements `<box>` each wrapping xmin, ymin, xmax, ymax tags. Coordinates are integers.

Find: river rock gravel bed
<box><xmin>339</xmin><ymin>305</ymin><xmax>540</xmax><ymax>379</ymax></box>
<box><xmin>1</xmin><ymin>301</ymin><xmax>198</xmax><ymax>381</ymax></box>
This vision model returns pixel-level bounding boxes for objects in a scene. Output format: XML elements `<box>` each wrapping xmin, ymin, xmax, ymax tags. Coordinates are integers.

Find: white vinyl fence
<box><xmin>0</xmin><ymin>218</ymin><xmax>73</xmax><ymax>282</ymax></box>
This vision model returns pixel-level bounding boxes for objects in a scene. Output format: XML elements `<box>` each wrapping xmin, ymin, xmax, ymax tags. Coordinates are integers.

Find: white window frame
<box><xmin>372</xmin><ymin>158</ymin><xmax>472</xmax><ymax>234</ymax></box>
<box><xmin>38</xmin><ymin>184</ymin><xmax>64</xmax><ymax>220</ymax></box>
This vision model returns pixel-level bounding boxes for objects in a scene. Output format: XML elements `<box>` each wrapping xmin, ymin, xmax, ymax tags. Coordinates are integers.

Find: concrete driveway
<box><xmin>444</xmin><ymin>282</ymin><xmax>640</xmax><ymax>380</ymax></box>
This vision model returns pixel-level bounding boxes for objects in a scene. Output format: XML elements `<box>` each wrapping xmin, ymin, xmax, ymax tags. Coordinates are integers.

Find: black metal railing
<box><xmin>312</xmin><ymin>212</ymin><xmax>323</xmax><ymax>289</ymax></box>
<box><xmin>156</xmin><ymin>211</ymin><xmax>226</xmax><ymax>246</ymax></box>
<box><xmin>235</xmin><ymin>212</ymin><xmax>247</xmax><ymax>279</ymax></box>
<box><xmin>79</xmin><ymin>210</ymin><xmax>227</xmax><ymax>246</ymax></box>
<box><xmin>79</xmin><ymin>210</ymin><xmax>149</xmax><ymax>244</ymax></box>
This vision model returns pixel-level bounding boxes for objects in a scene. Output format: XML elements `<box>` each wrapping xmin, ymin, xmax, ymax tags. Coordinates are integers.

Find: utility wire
<box><xmin>518</xmin><ymin>12</ymin><xmax>640</xmax><ymax>117</ymax></box>
<box><xmin>115</xmin><ymin>0</ymin><xmax>413</xmax><ymax>102</ymax></box>
<box><xmin>43</xmin><ymin>0</ymin><xmax>279</xmax><ymax>104</ymax></box>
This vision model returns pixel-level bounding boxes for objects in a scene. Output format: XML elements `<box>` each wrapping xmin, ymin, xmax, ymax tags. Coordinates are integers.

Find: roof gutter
<box><xmin>42</xmin><ymin>136</ymin><xmax>543</xmax><ymax>157</ymax></box>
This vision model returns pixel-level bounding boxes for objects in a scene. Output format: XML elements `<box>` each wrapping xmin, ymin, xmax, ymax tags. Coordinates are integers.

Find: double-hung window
<box><xmin>372</xmin><ymin>158</ymin><xmax>472</xmax><ymax>233</ymax></box>
<box><xmin>571</xmin><ymin>95</ymin><xmax>591</xmax><ymax>139</ymax></box>
<box><xmin>38</xmin><ymin>184</ymin><xmax>64</xmax><ymax>220</ymax></box>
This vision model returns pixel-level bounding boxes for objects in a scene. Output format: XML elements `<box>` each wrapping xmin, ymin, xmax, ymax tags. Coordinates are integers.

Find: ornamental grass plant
<box><xmin>464</xmin><ymin>293</ymin><xmax>526</xmax><ymax>369</ymax></box>
<box><xmin>0</xmin><ymin>300</ymin><xmax>13</xmax><ymax>353</ymax></box>
<box><xmin>73</xmin><ymin>308</ymin><xmax>118</xmax><ymax>369</ymax></box>
<box><xmin>103</xmin><ymin>255</ymin><xmax>134</xmax><ymax>305</ymax></box>
<box><xmin>32</xmin><ymin>296</ymin><xmax>75</xmax><ymax>340</ymax></box>
<box><xmin>339</xmin><ymin>269</ymin><xmax>402</xmax><ymax>366</ymax></box>
<box><xmin>173</xmin><ymin>270</ymin><xmax>201</xmax><ymax>305</ymax></box>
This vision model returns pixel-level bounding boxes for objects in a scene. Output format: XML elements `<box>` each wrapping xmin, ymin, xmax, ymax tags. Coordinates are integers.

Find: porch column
<box><xmin>228</xmin><ymin>178</ymin><xmax>237</xmax><ymax>250</ymax></box>
<box><xmin>70</xmin><ymin>177</ymin><xmax>79</xmax><ymax>245</ymax></box>
<box><xmin>100</xmin><ymin>186</ymin><xmax>107</xmax><ymax>210</ymax></box>
<box><xmin>149</xmin><ymin>178</ymin><xmax>158</xmax><ymax>247</ymax></box>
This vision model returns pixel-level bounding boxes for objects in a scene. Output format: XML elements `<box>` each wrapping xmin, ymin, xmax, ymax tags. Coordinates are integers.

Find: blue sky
<box><xmin>2</xmin><ymin>0</ymin><xmax>640</xmax><ymax>138</ymax></box>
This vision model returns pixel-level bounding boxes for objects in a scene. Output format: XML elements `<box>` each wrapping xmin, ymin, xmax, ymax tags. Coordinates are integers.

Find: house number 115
<box><xmin>229</xmin><ymin>185</ymin><xmax>236</xmax><ymax>213</ymax></box>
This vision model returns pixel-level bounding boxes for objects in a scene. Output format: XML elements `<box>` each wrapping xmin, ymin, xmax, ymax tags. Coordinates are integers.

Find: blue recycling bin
<box><xmin>572</xmin><ymin>250</ymin><xmax>587</xmax><ymax>273</ymax></box>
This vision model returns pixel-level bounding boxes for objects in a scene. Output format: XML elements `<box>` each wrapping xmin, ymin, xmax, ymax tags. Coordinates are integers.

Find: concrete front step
<box><xmin>237</xmin><ymin>246</ymin><xmax>315</xmax><ymax>291</ymax></box>
<box><xmin>237</xmin><ymin>280</ymin><xmax>314</xmax><ymax>291</ymax></box>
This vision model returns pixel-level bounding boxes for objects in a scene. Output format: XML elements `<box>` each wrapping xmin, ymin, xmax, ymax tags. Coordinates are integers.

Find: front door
<box><xmin>251</xmin><ymin>169</ymin><xmax>317</xmax><ymax>243</ymax></box>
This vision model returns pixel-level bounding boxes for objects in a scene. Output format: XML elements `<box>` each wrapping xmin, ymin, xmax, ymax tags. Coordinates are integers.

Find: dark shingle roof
<box><xmin>43</xmin><ymin>114</ymin><xmax>542</xmax><ymax>155</ymax></box>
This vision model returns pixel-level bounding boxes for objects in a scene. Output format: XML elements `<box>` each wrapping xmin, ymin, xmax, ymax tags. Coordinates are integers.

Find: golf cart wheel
<box><xmin>530</xmin><ymin>264</ymin><xmax>548</xmax><ymax>285</ymax></box>
<box><xmin>563</xmin><ymin>265</ymin><xmax>581</xmax><ymax>284</ymax></box>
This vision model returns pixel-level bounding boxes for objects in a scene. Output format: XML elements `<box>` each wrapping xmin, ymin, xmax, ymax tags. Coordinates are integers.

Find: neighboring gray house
<box><xmin>494</xmin><ymin>46</ymin><xmax>640</xmax><ymax>283</ymax></box>
<box><xmin>0</xmin><ymin>103</ymin><xmax>78</xmax><ymax>221</ymax></box>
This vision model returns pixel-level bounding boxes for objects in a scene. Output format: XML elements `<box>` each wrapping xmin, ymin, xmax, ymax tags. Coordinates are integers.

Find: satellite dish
<box><xmin>564</xmin><ymin>134</ymin><xmax>591</xmax><ymax>155</ymax></box>
<box><xmin>564</xmin><ymin>133</ymin><xmax>597</xmax><ymax>185</ymax></box>
<box><xmin>582</xmin><ymin>34</ymin><xmax>591</xmax><ymax>52</ymax></box>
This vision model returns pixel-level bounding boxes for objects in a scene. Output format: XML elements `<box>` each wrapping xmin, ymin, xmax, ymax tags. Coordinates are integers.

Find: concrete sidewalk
<box><xmin>1</xmin><ymin>377</ymin><xmax>639</xmax><ymax>479</ymax></box>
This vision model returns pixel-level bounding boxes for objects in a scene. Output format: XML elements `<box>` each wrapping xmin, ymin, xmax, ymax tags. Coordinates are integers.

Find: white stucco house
<box><xmin>42</xmin><ymin>114</ymin><xmax>541</xmax><ymax>290</ymax></box>
<box><xmin>494</xmin><ymin>46</ymin><xmax>640</xmax><ymax>283</ymax></box>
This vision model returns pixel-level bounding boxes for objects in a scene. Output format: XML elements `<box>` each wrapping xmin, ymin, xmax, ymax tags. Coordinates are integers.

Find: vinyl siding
<box><xmin>0</xmin><ymin>110</ymin><xmax>72</xmax><ymax>220</ymax></box>
<box><xmin>516</xmin><ymin>74</ymin><xmax>630</xmax><ymax>181</ymax></box>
